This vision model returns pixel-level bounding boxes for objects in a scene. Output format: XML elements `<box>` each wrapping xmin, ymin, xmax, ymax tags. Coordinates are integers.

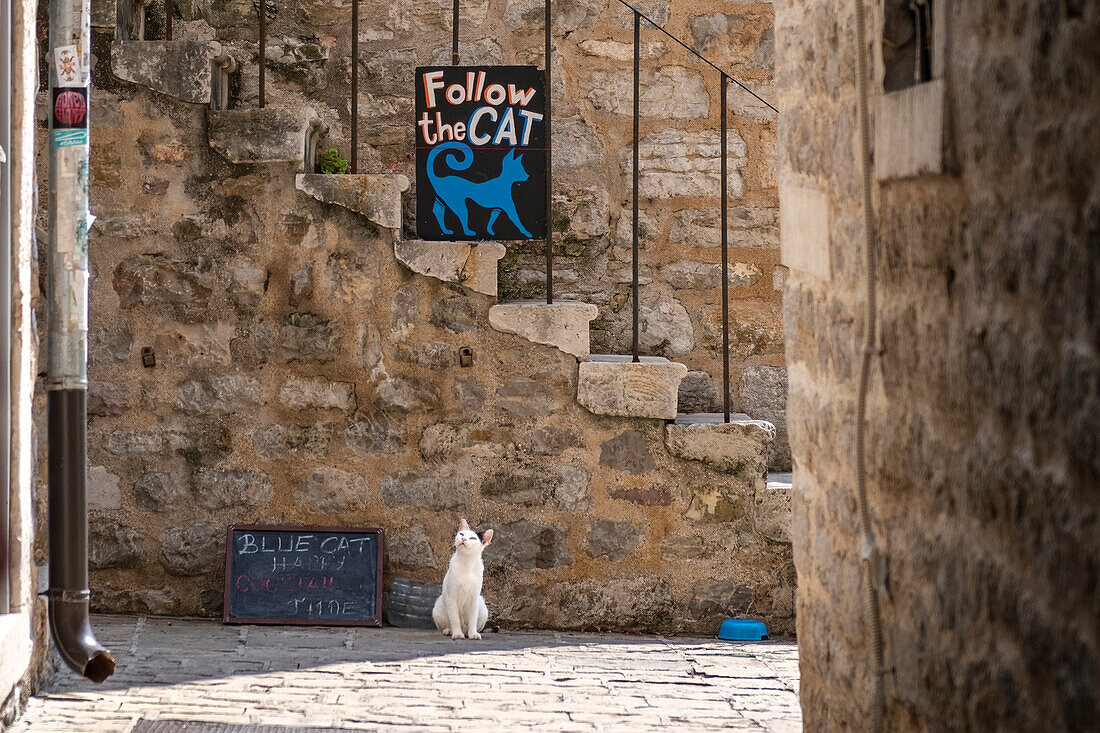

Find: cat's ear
<box><xmin>481</xmin><ymin>529</ymin><xmax>493</xmax><ymax>546</ymax></box>
<box><xmin>458</xmin><ymin>518</ymin><xmax>470</xmax><ymax>531</ymax></box>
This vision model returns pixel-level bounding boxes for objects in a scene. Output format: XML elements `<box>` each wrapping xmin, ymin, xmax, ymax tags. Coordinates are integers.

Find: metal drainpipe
<box><xmin>1</xmin><ymin>0</ymin><xmax>12</xmax><ymax>616</ymax></box>
<box><xmin>47</xmin><ymin>0</ymin><xmax>114</xmax><ymax>682</ymax></box>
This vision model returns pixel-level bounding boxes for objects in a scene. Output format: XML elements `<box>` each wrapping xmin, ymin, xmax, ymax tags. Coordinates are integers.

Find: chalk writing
<box><xmin>224</xmin><ymin>526</ymin><xmax>383</xmax><ymax>627</ymax></box>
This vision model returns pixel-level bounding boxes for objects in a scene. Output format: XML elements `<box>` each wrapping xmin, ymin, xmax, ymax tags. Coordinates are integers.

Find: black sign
<box><xmin>51</xmin><ymin>87</ymin><xmax>88</xmax><ymax>129</ymax></box>
<box><xmin>416</xmin><ymin>65</ymin><xmax>546</xmax><ymax>241</ymax></box>
<box><xmin>223</xmin><ymin>525</ymin><xmax>384</xmax><ymax>627</ymax></box>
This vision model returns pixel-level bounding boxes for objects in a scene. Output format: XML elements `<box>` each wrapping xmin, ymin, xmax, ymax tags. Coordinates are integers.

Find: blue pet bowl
<box><xmin>718</xmin><ymin>619</ymin><xmax>769</xmax><ymax>641</ymax></box>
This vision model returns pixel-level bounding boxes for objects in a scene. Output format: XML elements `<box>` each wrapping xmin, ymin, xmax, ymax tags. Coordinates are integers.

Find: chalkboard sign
<box><xmin>415</xmin><ymin>65</ymin><xmax>546</xmax><ymax>241</ymax></box>
<box><xmin>223</xmin><ymin>525</ymin><xmax>384</xmax><ymax>627</ymax></box>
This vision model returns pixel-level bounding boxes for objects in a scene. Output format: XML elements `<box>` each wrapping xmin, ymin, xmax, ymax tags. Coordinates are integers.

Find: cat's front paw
<box><xmin>467</xmin><ymin>631</ymin><xmax>482</xmax><ymax>640</ymax></box>
<box><xmin>451</xmin><ymin>631</ymin><xmax>465</xmax><ymax>640</ymax></box>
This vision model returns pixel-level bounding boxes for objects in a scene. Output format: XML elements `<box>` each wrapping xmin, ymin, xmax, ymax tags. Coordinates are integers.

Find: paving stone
<box><xmin>5</xmin><ymin>616</ymin><xmax>788</xmax><ymax>731</ymax></box>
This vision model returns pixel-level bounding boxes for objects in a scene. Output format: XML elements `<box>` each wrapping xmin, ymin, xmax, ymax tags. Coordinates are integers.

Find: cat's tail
<box><xmin>426</xmin><ymin>142</ymin><xmax>474</xmax><ymax>185</ymax></box>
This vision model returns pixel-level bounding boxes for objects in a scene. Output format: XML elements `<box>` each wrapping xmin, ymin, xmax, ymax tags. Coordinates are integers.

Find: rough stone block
<box><xmin>296</xmin><ymin>173</ymin><xmax>410</xmax><ymax>231</ymax></box>
<box><xmin>208</xmin><ymin>107</ymin><xmax>318</xmax><ymax>164</ymax></box>
<box><xmin>296</xmin><ymin>467</ymin><xmax>369</xmax><ymax>512</ymax></box>
<box><xmin>585</xmin><ymin>520</ymin><xmax>644</xmax><ymax>562</ymax></box>
<box><xmin>380</xmin><ymin>471</ymin><xmax>469</xmax><ymax>510</ymax></box>
<box><xmin>664</xmin><ymin>413</ymin><xmax>775</xmax><ymax>475</ymax></box>
<box><xmin>114</xmin><ymin>254</ymin><xmax>213</xmax><ymax>308</ymax></box>
<box><xmin>376</xmin><ymin>377</ymin><xmax>440</xmax><ymax>412</ymax></box>
<box><xmin>386</xmin><ymin>527</ymin><xmax>438</xmax><ymax>571</ymax></box>
<box><xmin>345</xmin><ymin>419</ymin><xmax>403</xmax><ymax>455</ymax></box>
<box><xmin>192</xmin><ymin>468</ymin><xmax>273</xmax><ymax>509</ymax></box>
<box><xmin>481</xmin><ymin>466</ymin><xmax>555</xmax><ymax>506</ymax></box>
<box><xmin>395</xmin><ymin>240</ymin><xmax>506</xmax><ymax>297</ymax></box>
<box><xmin>620</xmin><ymin>129</ymin><xmax>745</xmax><ymax>199</ymax></box>
<box><xmin>279</xmin><ymin>377</ymin><xmax>356</xmax><ymax>411</ymax></box>
<box><xmin>754</xmin><ymin>478</ymin><xmax>792</xmax><ymax>544</ymax></box>
<box><xmin>599</xmin><ymin>430</ymin><xmax>656</xmax><ymax>474</ymax></box>
<box><xmin>90</xmin><ymin>523</ymin><xmax>145</xmax><ymax>570</ymax></box>
<box><xmin>256</xmin><ymin>313</ymin><xmax>338</xmax><ymax>363</ymax></box>
<box><xmin>255</xmin><ymin>423</ymin><xmax>332</xmax><ymax>459</ymax></box>
<box><xmin>577</xmin><ymin>355</ymin><xmax>689</xmax><ymax>420</ymax></box>
<box><xmin>555</xmin><ymin>465</ymin><xmax>591</xmax><ymax>510</ymax></box>
<box><xmin>87</xmin><ymin>466</ymin><xmax>122</xmax><ymax>510</ymax></box>
<box><xmin>88</xmin><ymin>381</ymin><xmax>128</xmax><ymax>416</ymax></box>
<box><xmin>134</xmin><ymin>473</ymin><xmax>182</xmax><ymax>512</ymax></box>
<box><xmin>490</xmin><ymin>521</ymin><xmax>571</xmax><ymax>569</ymax></box>
<box><xmin>489</xmin><ymin>300</ymin><xmax>598</xmax><ymax>359</ymax></box>
<box><xmin>159</xmin><ymin>523</ymin><xmax>222</xmax><ymax>576</ymax></box>
<box><xmin>111</xmin><ymin>41</ymin><xmax>222</xmax><ymax>104</ymax></box>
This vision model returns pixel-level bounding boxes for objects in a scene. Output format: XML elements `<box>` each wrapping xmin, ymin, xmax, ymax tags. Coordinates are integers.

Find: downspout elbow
<box><xmin>47</xmin><ymin>591</ymin><xmax>115</xmax><ymax>683</ymax></box>
<box><xmin>47</xmin><ymin>391</ymin><xmax>115</xmax><ymax>683</ymax></box>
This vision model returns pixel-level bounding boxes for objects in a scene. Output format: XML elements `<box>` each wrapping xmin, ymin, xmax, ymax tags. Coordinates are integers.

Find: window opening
<box><xmin>882</xmin><ymin>0</ymin><xmax>933</xmax><ymax>92</ymax></box>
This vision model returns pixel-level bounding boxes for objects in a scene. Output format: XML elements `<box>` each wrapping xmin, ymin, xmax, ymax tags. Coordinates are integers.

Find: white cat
<box><xmin>432</xmin><ymin>519</ymin><xmax>494</xmax><ymax>640</ymax></box>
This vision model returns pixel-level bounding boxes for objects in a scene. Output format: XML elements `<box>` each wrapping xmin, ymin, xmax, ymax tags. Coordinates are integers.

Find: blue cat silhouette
<box><xmin>426</xmin><ymin>142</ymin><xmax>533</xmax><ymax>238</ymax></box>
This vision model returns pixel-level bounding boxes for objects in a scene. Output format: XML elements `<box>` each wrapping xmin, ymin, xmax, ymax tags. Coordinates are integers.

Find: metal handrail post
<box><xmin>631</xmin><ymin>10</ymin><xmax>640</xmax><ymax>362</ymax></box>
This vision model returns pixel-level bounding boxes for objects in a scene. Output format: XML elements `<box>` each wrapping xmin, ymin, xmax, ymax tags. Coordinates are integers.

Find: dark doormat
<box><xmin>132</xmin><ymin>721</ymin><xmax>347</xmax><ymax>733</ymax></box>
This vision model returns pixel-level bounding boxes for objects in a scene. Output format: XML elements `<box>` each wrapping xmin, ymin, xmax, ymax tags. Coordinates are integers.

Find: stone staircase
<box><xmin>102</xmin><ymin>27</ymin><xmax>778</xmax><ymax>480</ymax></box>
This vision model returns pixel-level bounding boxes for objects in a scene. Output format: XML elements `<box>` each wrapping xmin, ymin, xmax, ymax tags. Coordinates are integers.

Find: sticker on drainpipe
<box><xmin>54</xmin><ymin>45</ymin><xmax>81</xmax><ymax>87</ymax></box>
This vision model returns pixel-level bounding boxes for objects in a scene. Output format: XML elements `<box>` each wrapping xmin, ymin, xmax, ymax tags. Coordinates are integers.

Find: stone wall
<box><xmin>132</xmin><ymin>0</ymin><xmax>789</xmax><ymax>464</ymax></box>
<box><xmin>777</xmin><ymin>0</ymin><xmax>1099</xmax><ymax>728</ymax></box>
<box><xmin>30</xmin><ymin>0</ymin><xmax>796</xmax><ymax>634</ymax></box>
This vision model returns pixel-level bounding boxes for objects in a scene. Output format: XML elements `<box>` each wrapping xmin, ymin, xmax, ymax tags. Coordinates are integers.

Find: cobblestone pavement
<box><xmin>12</xmin><ymin>615</ymin><xmax>801</xmax><ymax>732</ymax></box>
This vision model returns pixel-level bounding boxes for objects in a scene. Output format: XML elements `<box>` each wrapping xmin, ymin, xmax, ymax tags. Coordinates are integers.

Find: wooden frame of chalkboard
<box><xmin>223</xmin><ymin>524</ymin><xmax>385</xmax><ymax>627</ymax></box>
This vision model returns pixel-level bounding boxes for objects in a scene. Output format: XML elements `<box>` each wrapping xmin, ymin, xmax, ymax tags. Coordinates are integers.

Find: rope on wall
<box><xmin>851</xmin><ymin>0</ymin><xmax>887</xmax><ymax>729</ymax></box>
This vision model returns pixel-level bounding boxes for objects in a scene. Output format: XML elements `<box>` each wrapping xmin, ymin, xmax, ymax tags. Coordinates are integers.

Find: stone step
<box><xmin>112</xmin><ymin>41</ymin><xmax>236</xmax><ymax>108</ymax></box>
<box><xmin>296</xmin><ymin>174</ymin><xmax>410</xmax><ymax>233</ymax></box>
<box><xmin>489</xmin><ymin>300</ymin><xmax>599</xmax><ymax>360</ymax></box>
<box><xmin>207</xmin><ymin>107</ymin><xmax>328</xmax><ymax>168</ymax></box>
<box><xmin>664</xmin><ymin>413</ymin><xmax>776</xmax><ymax>474</ymax></box>
<box><xmin>577</xmin><ymin>355</ymin><xmax>688</xmax><ymax>420</ymax></box>
<box><xmin>394</xmin><ymin>240</ymin><xmax>507</xmax><ymax>298</ymax></box>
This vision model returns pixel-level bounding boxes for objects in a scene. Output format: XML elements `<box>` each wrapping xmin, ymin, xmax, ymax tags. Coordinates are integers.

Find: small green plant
<box><xmin>318</xmin><ymin>147</ymin><xmax>350</xmax><ymax>174</ymax></box>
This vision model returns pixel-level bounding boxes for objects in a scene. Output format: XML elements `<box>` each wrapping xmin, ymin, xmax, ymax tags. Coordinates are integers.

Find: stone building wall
<box><xmin>777</xmin><ymin>0</ymin><xmax>1098</xmax><ymax>728</ymax></box>
<box><xmin>1</xmin><ymin>0</ymin><xmax>53</xmax><ymax>721</ymax></box>
<box><xmin>144</xmin><ymin>0</ymin><xmax>789</xmax><ymax>464</ymax></box>
<box><xmin>30</xmin><ymin>0</ymin><xmax>795</xmax><ymax>634</ymax></box>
